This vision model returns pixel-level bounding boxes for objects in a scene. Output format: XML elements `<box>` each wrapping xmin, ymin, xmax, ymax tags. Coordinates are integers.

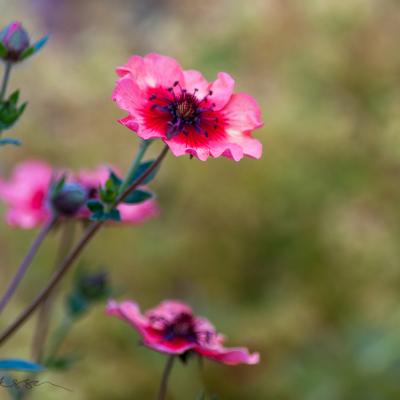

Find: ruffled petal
<box><xmin>209</xmin><ymin>72</ymin><xmax>235</xmax><ymax>110</ymax></box>
<box><xmin>116</xmin><ymin>53</ymin><xmax>184</xmax><ymax>90</ymax></box>
<box><xmin>196</xmin><ymin>345</ymin><xmax>260</xmax><ymax>366</ymax></box>
<box><xmin>106</xmin><ymin>300</ymin><xmax>149</xmax><ymax>337</ymax></box>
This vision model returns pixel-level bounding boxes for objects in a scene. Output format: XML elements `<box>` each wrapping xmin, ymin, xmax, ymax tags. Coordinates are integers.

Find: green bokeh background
<box><xmin>1</xmin><ymin>0</ymin><xmax>400</xmax><ymax>399</ymax></box>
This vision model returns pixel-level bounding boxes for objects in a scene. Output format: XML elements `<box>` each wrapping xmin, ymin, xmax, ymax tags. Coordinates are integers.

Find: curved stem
<box><xmin>31</xmin><ymin>221</ymin><xmax>76</xmax><ymax>363</ymax></box>
<box><xmin>0</xmin><ymin>145</ymin><xmax>169</xmax><ymax>346</ymax></box>
<box><xmin>0</xmin><ymin>62</ymin><xmax>12</xmax><ymax>101</ymax></box>
<box><xmin>157</xmin><ymin>356</ymin><xmax>175</xmax><ymax>400</ymax></box>
<box><xmin>0</xmin><ymin>215</ymin><xmax>58</xmax><ymax>314</ymax></box>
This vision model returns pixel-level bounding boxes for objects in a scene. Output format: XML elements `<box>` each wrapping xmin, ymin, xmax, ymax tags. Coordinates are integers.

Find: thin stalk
<box><xmin>157</xmin><ymin>356</ymin><xmax>175</xmax><ymax>400</ymax></box>
<box><xmin>0</xmin><ymin>62</ymin><xmax>12</xmax><ymax>101</ymax></box>
<box><xmin>0</xmin><ymin>215</ymin><xmax>58</xmax><ymax>314</ymax></box>
<box><xmin>31</xmin><ymin>221</ymin><xmax>76</xmax><ymax>363</ymax></box>
<box><xmin>0</xmin><ymin>145</ymin><xmax>169</xmax><ymax>346</ymax></box>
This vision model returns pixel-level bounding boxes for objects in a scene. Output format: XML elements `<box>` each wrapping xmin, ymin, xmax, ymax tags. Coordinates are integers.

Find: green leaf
<box><xmin>86</xmin><ymin>199</ymin><xmax>104</xmax><ymax>213</ymax></box>
<box><xmin>0</xmin><ymin>137</ymin><xmax>22</xmax><ymax>146</ymax></box>
<box><xmin>9</xmin><ymin>90</ymin><xmax>19</xmax><ymax>105</ymax></box>
<box><xmin>123</xmin><ymin>189</ymin><xmax>153</xmax><ymax>204</ymax></box>
<box><xmin>109</xmin><ymin>170</ymin><xmax>122</xmax><ymax>187</ymax></box>
<box><xmin>106</xmin><ymin>208</ymin><xmax>121</xmax><ymax>221</ymax></box>
<box><xmin>130</xmin><ymin>159</ymin><xmax>160</xmax><ymax>185</ymax></box>
<box><xmin>0</xmin><ymin>359</ymin><xmax>43</xmax><ymax>372</ymax></box>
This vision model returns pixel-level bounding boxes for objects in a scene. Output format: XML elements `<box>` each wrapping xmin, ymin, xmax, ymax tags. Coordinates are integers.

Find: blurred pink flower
<box><xmin>0</xmin><ymin>161</ymin><xmax>52</xmax><ymax>228</ymax></box>
<box><xmin>106</xmin><ymin>299</ymin><xmax>260</xmax><ymax>366</ymax></box>
<box><xmin>0</xmin><ymin>161</ymin><xmax>158</xmax><ymax>228</ymax></box>
<box><xmin>113</xmin><ymin>53</ymin><xmax>263</xmax><ymax>161</ymax></box>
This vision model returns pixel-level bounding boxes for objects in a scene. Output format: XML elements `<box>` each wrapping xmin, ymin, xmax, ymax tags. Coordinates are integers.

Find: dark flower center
<box><xmin>149</xmin><ymin>312</ymin><xmax>214</xmax><ymax>344</ymax></box>
<box><xmin>148</xmin><ymin>81</ymin><xmax>219</xmax><ymax>140</ymax></box>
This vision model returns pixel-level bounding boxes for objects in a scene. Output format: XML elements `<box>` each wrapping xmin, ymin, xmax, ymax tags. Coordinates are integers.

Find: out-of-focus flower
<box><xmin>106</xmin><ymin>299</ymin><xmax>260</xmax><ymax>366</ymax></box>
<box><xmin>0</xmin><ymin>160</ymin><xmax>53</xmax><ymax>228</ymax></box>
<box><xmin>113</xmin><ymin>53</ymin><xmax>263</xmax><ymax>161</ymax></box>
<box><xmin>0</xmin><ymin>161</ymin><xmax>158</xmax><ymax>228</ymax></box>
<box><xmin>0</xmin><ymin>21</ymin><xmax>48</xmax><ymax>63</ymax></box>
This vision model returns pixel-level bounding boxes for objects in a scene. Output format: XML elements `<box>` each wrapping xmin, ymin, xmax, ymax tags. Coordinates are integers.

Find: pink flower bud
<box><xmin>0</xmin><ymin>22</ymin><xmax>30</xmax><ymax>61</ymax></box>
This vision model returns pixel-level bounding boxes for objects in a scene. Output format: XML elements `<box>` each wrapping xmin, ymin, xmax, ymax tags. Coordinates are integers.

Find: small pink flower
<box><xmin>0</xmin><ymin>160</ymin><xmax>53</xmax><ymax>228</ymax></box>
<box><xmin>0</xmin><ymin>161</ymin><xmax>158</xmax><ymax>228</ymax></box>
<box><xmin>106</xmin><ymin>299</ymin><xmax>260</xmax><ymax>366</ymax></box>
<box><xmin>113</xmin><ymin>53</ymin><xmax>263</xmax><ymax>161</ymax></box>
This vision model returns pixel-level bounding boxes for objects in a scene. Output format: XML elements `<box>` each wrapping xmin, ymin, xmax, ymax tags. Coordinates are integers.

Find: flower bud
<box><xmin>51</xmin><ymin>182</ymin><xmax>87</xmax><ymax>216</ymax></box>
<box><xmin>79</xmin><ymin>271</ymin><xmax>109</xmax><ymax>301</ymax></box>
<box><xmin>0</xmin><ymin>22</ymin><xmax>30</xmax><ymax>62</ymax></box>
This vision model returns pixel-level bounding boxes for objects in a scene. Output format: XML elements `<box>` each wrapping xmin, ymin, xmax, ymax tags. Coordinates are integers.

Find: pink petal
<box><xmin>183</xmin><ymin>69</ymin><xmax>210</xmax><ymax>100</ymax></box>
<box><xmin>118</xmin><ymin>199</ymin><xmax>159</xmax><ymax>224</ymax></box>
<box><xmin>196</xmin><ymin>345</ymin><xmax>260</xmax><ymax>366</ymax></box>
<box><xmin>106</xmin><ymin>300</ymin><xmax>149</xmax><ymax>337</ymax></box>
<box><xmin>209</xmin><ymin>72</ymin><xmax>235</xmax><ymax>110</ymax></box>
<box><xmin>223</xmin><ymin>93</ymin><xmax>263</xmax><ymax>133</ymax></box>
<box><xmin>118</xmin><ymin>116</ymin><xmax>139</xmax><ymax>133</ymax></box>
<box><xmin>116</xmin><ymin>53</ymin><xmax>184</xmax><ymax>90</ymax></box>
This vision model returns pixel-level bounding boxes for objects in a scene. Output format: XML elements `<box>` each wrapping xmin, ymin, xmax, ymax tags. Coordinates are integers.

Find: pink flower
<box><xmin>0</xmin><ymin>161</ymin><xmax>158</xmax><ymax>228</ymax></box>
<box><xmin>0</xmin><ymin>161</ymin><xmax>53</xmax><ymax>228</ymax></box>
<box><xmin>113</xmin><ymin>53</ymin><xmax>263</xmax><ymax>161</ymax></box>
<box><xmin>106</xmin><ymin>299</ymin><xmax>260</xmax><ymax>366</ymax></box>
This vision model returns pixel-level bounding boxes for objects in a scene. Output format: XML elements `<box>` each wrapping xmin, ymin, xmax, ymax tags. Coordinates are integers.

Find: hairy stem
<box><xmin>157</xmin><ymin>355</ymin><xmax>175</xmax><ymax>400</ymax></box>
<box><xmin>0</xmin><ymin>145</ymin><xmax>169</xmax><ymax>346</ymax></box>
<box><xmin>0</xmin><ymin>215</ymin><xmax>58</xmax><ymax>314</ymax></box>
<box><xmin>31</xmin><ymin>221</ymin><xmax>76</xmax><ymax>363</ymax></box>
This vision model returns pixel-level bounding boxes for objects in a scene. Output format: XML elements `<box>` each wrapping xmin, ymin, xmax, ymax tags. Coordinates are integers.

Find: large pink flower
<box><xmin>106</xmin><ymin>299</ymin><xmax>260</xmax><ymax>366</ymax></box>
<box><xmin>0</xmin><ymin>161</ymin><xmax>158</xmax><ymax>228</ymax></box>
<box><xmin>113</xmin><ymin>53</ymin><xmax>263</xmax><ymax>161</ymax></box>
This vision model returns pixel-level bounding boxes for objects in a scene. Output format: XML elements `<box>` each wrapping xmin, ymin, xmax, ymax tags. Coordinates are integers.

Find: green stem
<box><xmin>157</xmin><ymin>355</ymin><xmax>175</xmax><ymax>400</ymax></box>
<box><xmin>0</xmin><ymin>62</ymin><xmax>12</xmax><ymax>101</ymax></box>
<box><xmin>119</xmin><ymin>139</ymin><xmax>152</xmax><ymax>194</ymax></box>
<box><xmin>31</xmin><ymin>221</ymin><xmax>76</xmax><ymax>363</ymax></box>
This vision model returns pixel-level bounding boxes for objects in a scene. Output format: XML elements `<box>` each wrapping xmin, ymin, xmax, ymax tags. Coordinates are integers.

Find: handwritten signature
<box><xmin>0</xmin><ymin>376</ymin><xmax>72</xmax><ymax>392</ymax></box>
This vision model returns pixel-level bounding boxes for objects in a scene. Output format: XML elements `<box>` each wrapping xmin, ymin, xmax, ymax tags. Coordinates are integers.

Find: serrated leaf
<box><xmin>0</xmin><ymin>359</ymin><xmax>43</xmax><ymax>372</ymax></box>
<box><xmin>130</xmin><ymin>159</ymin><xmax>160</xmax><ymax>185</ymax></box>
<box><xmin>0</xmin><ymin>137</ymin><xmax>22</xmax><ymax>146</ymax></box>
<box><xmin>123</xmin><ymin>189</ymin><xmax>153</xmax><ymax>204</ymax></box>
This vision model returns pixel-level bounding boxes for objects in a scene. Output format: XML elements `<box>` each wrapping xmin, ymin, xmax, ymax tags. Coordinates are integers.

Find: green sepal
<box><xmin>18</xmin><ymin>35</ymin><xmax>49</xmax><ymax>61</ymax></box>
<box><xmin>0</xmin><ymin>42</ymin><xmax>7</xmax><ymax>58</ymax></box>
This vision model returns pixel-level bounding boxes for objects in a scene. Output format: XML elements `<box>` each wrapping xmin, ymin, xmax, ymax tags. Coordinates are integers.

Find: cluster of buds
<box><xmin>0</xmin><ymin>21</ymin><xmax>47</xmax><ymax>64</ymax></box>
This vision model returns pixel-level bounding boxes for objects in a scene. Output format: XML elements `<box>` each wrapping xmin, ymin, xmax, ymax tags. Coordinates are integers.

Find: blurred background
<box><xmin>1</xmin><ymin>0</ymin><xmax>400</xmax><ymax>398</ymax></box>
